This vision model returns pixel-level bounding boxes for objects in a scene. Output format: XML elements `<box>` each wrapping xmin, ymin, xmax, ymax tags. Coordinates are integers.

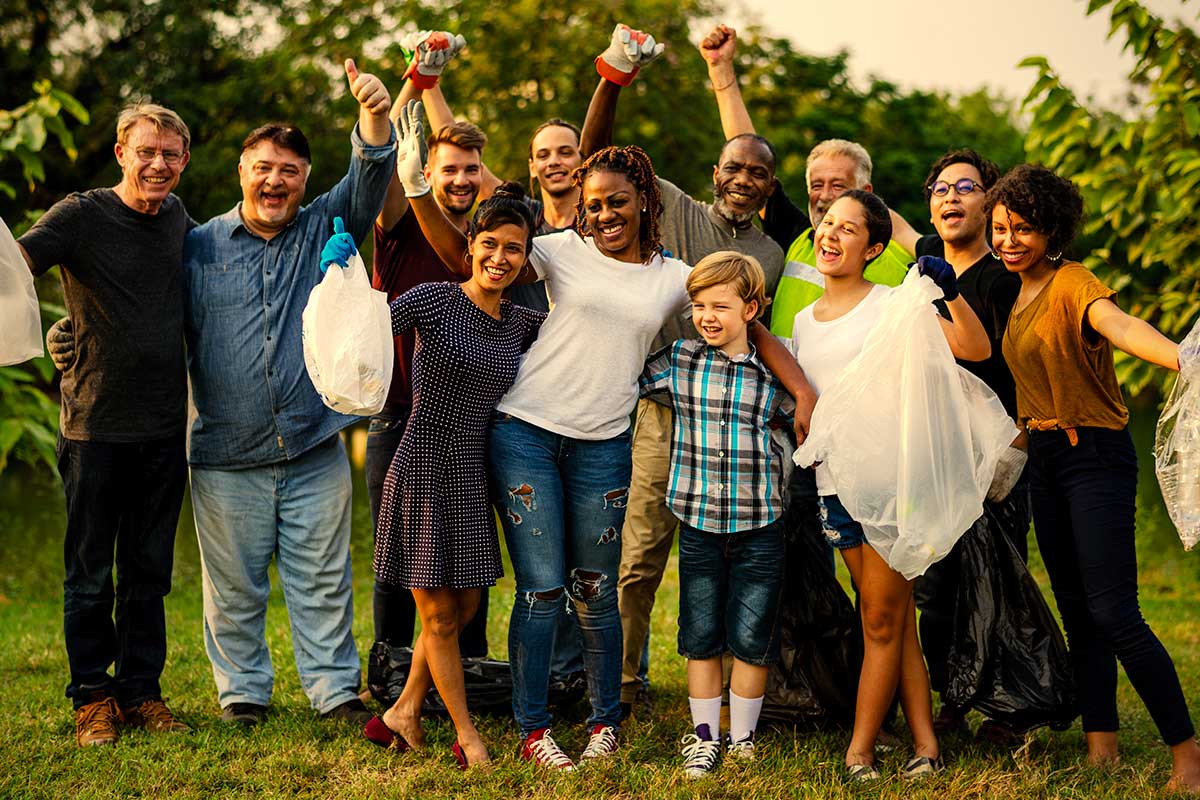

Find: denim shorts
<box><xmin>818</xmin><ymin>494</ymin><xmax>868</xmax><ymax>550</ymax></box>
<box><xmin>677</xmin><ymin>519</ymin><xmax>785</xmax><ymax>666</ymax></box>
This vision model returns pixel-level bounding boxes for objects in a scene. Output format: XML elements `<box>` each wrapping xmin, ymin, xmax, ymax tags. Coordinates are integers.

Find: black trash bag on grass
<box><xmin>760</xmin><ymin>492</ymin><xmax>862</xmax><ymax>728</ymax></box>
<box><xmin>943</xmin><ymin>505</ymin><xmax>1077</xmax><ymax>732</ymax></box>
<box><xmin>367</xmin><ymin>641</ymin><xmax>513</xmax><ymax>715</ymax></box>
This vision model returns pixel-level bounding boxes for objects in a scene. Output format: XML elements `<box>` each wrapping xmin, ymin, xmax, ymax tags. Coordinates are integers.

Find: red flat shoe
<box><xmin>363</xmin><ymin>715</ymin><xmax>410</xmax><ymax>752</ymax></box>
<box><xmin>451</xmin><ymin>741</ymin><xmax>468</xmax><ymax>770</ymax></box>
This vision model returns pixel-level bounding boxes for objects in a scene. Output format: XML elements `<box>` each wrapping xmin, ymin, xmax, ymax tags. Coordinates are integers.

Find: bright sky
<box><xmin>738</xmin><ymin>0</ymin><xmax>1193</xmax><ymax>103</ymax></box>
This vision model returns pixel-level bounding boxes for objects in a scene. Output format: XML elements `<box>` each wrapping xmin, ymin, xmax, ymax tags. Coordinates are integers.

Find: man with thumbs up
<box><xmin>182</xmin><ymin>58</ymin><xmax>395</xmax><ymax>727</ymax></box>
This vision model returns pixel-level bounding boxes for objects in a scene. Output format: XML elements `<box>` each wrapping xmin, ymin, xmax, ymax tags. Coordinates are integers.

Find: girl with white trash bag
<box><xmin>788</xmin><ymin>190</ymin><xmax>1007</xmax><ymax>782</ymax></box>
<box><xmin>989</xmin><ymin>164</ymin><xmax>1200</xmax><ymax>794</ymax></box>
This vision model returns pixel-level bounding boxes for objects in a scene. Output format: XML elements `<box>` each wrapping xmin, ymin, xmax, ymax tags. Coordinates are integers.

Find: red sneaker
<box><xmin>521</xmin><ymin>727</ymin><xmax>575</xmax><ymax>771</ymax></box>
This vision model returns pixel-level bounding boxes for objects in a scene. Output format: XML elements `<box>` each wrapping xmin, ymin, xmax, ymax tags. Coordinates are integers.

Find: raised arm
<box><xmin>749</xmin><ymin>321</ymin><xmax>817</xmax><ymax>443</ymax></box>
<box><xmin>889</xmin><ymin>208</ymin><xmax>920</xmax><ymax>257</ymax></box>
<box><xmin>392</xmin><ymin>100</ymin><xmax>470</xmax><ymax>276</ymax></box>
<box><xmin>1088</xmin><ymin>298</ymin><xmax>1180</xmax><ymax>371</ymax></box>
<box><xmin>345</xmin><ymin>59</ymin><xmax>392</xmax><ymax>146</ymax></box>
<box><xmin>918</xmin><ymin>256</ymin><xmax>990</xmax><ymax>361</ymax></box>
<box><xmin>699</xmin><ymin>25</ymin><xmax>755</xmax><ymax>139</ymax></box>
<box><xmin>376</xmin><ymin>78</ymin><xmax>423</xmax><ymax>233</ymax></box>
<box><xmin>579</xmin><ymin>24</ymin><xmax>665</xmax><ymax>155</ymax></box>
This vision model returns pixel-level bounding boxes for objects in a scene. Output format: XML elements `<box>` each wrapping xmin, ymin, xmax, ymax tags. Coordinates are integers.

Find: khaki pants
<box><xmin>616</xmin><ymin>398</ymin><xmax>679</xmax><ymax>703</ymax></box>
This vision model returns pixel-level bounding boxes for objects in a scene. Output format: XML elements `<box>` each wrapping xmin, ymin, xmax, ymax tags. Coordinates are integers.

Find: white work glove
<box><xmin>395</xmin><ymin>99</ymin><xmax>430</xmax><ymax>198</ymax></box>
<box><xmin>595</xmin><ymin>24</ymin><xmax>665</xmax><ymax>86</ymax></box>
<box><xmin>987</xmin><ymin>445</ymin><xmax>1028</xmax><ymax>503</ymax></box>
<box><xmin>402</xmin><ymin>31</ymin><xmax>467</xmax><ymax>89</ymax></box>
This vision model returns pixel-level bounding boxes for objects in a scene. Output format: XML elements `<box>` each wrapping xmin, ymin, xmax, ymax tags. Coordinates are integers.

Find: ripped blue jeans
<box><xmin>488</xmin><ymin>414</ymin><xmax>631</xmax><ymax>735</ymax></box>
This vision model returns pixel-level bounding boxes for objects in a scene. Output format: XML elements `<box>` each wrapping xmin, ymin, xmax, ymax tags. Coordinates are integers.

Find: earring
<box><xmin>1049</xmin><ymin>251</ymin><xmax>1063</xmax><ymax>261</ymax></box>
<box><xmin>990</xmin><ymin>250</ymin><xmax>1001</xmax><ymax>261</ymax></box>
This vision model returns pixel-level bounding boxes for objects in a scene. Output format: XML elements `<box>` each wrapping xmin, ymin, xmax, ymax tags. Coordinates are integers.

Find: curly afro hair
<box><xmin>984</xmin><ymin>164</ymin><xmax>1084</xmax><ymax>257</ymax></box>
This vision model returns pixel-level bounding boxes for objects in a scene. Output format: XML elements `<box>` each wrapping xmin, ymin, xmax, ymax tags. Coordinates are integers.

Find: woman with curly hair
<box><xmin>989</xmin><ymin>164</ymin><xmax>1200</xmax><ymax>793</ymax></box>
<box><xmin>389</xmin><ymin>99</ymin><xmax>697</xmax><ymax>768</ymax></box>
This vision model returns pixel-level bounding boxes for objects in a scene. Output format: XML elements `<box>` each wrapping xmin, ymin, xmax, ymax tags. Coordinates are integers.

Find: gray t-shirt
<box><xmin>654</xmin><ymin>178</ymin><xmax>785</xmax><ymax>352</ymax></box>
<box><xmin>20</xmin><ymin>188</ymin><xmax>189</xmax><ymax>441</ymax></box>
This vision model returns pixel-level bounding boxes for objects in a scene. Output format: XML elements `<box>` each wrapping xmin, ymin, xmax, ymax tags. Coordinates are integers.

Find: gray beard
<box><xmin>712</xmin><ymin>194</ymin><xmax>757</xmax><ymax>227</ymax></box>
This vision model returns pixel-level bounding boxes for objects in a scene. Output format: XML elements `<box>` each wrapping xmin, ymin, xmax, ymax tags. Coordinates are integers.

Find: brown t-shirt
<box><xmin>1002</xmin><ymin>262</ymin><xmax>1128</xmax><ymax>430</ymax></box>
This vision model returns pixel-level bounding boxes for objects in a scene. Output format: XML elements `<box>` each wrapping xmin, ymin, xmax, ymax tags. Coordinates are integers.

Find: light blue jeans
<box><xmin>191</xmin><ymin>435</ymin><xmax>360</xmax><ymax>713</ymax></box>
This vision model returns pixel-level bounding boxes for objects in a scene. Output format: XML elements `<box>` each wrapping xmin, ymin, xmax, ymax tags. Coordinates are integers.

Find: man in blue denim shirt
<box><xmin>183</xmin><ymin>59</ymin><xmax>396</xmax><ymax>727</ymax></box>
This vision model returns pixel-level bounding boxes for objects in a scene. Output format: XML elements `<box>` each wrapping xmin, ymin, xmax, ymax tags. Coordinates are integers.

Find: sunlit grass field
<box><xmin>1</xmin><ymin>412</ymin><xmax>1197</xmax><ymax>799</ymax></box>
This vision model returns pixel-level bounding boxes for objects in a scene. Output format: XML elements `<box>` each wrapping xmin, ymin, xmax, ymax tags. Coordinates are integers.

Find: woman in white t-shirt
<box><xmin>392</xmin><ymin>99</ymin><xmax>787</xmax><ymax>768</ymax></box>
<box><xmin>789</xmin><ymin>190</ymin><xmax>990</xmax><ymax>782</ymax></box>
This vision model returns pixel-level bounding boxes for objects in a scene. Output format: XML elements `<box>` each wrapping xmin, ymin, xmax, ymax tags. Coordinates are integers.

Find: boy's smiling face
<box><xmin>691</xmin><ymin>282</ymin><xmax>758</xmax><ymax>354</ymax></box>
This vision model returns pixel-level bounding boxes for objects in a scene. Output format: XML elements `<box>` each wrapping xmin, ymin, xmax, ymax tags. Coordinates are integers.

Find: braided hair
<box><xmin>572</xmin><ymin>145</ymin><xmax>663</xmax><ymax>263</ymax></box>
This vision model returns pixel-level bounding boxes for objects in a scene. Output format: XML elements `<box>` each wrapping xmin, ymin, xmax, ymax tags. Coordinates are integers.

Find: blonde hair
<box><xmin>686</xmin><ymin>251</ymin><xmax>767</xmax><ymax>319</ymax></box>
<box><xmin>805</xmin><ymin>138</ymin><xmax>871</xmax><ymax>190</ymax></box>
<box><xmin>116</xmin><ymin>103</ymin><xmax>191</xmax><ymax>151</ymax></box>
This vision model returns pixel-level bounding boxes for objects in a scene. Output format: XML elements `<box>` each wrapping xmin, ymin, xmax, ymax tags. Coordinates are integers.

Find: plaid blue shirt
<box><xmin>640</xmin><ymin>339</ymin><xmax>793</xmax><ymax>534</ymax></box>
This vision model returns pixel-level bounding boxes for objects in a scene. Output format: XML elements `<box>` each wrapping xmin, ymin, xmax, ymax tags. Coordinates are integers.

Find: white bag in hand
<box><xmin>0</xmin><ymin>216</ymin><xmax>42</xmax><ymax>366</ymax></box>
<box><xmin>794</xmin><ymin>270</ymin><xmax>1019</xmax><ymax>579</ymax></box>
<box><xmin>1154</xmin><ymin>318</ymin><xmax>1200</xmax><ymax>551</ymax></box>
<box><xmin>302</xmin><ymin>252</ymin><xmax>393</xmax><ymax>416</ymax></box>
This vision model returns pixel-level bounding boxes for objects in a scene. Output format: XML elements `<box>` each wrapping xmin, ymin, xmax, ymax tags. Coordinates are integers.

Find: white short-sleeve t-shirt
<box><xmin>789</xmin><ymin>282</ymin><xmax>891</xmax><ymax>495</ymax></box>
<box><xmin>496</xmin><ymin>231</ymin><xmax>692</xmax><ymax>440</ymax></box>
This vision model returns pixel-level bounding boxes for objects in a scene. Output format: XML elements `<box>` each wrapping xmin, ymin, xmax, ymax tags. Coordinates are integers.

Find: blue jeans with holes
<box><xmin>488</xmin><ymin>414</ymin><xmax>631</xmax><ymax>735</ymax></box>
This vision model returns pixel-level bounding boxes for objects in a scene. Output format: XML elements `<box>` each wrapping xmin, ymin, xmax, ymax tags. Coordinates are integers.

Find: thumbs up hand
<box><xmin>345</xmin><ymin>58</ymin><xmax>391</xmax><ymax>116</ymax></box>
<box><xmin>319</xmin><ymin>216</ymin><xmax>359</xmax><ymax>273</ymax></box>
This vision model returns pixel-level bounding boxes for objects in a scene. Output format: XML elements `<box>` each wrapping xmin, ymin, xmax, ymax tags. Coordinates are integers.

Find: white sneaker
<box><xmin>681</xmin><ymin>725</ymin><xmax>722</xmax><ymax>778</ymax></box>
<box><xmin>579</xmin><ymin>724</ymin><xmax>619</xmax><ymax>761</ymax></box>
<box><xmin>726</xmin><ymin>732</ymin><xmax>755</xmax><ymax>760</ymax></box>
<box><xmin>521</xmin><ymin>727</ymin><xmax>575</xmax><ymax>771</ymax></box>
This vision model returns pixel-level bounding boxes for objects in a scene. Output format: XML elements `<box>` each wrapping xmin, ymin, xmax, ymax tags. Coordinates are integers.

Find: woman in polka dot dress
<box><xmin>328</xmin><ymin>184</ymin><xmax>543</xmax><ymax>769</ymax></box>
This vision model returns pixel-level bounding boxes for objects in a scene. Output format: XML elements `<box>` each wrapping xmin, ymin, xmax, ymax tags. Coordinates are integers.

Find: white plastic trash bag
<box><xmin>0</xmin><ymin>216</ymin><xmax>43</xmax><ymax>366</ymax></box>
<box><xmin>794</xmin><ymin>270</ymin><xmax>1019</xmax><ymax>579</ymax></box>
<box><xmin>302</xmin><ymin>252</ymin><xmax>393</xmax><ymax>416</ymax></box>
<box><xmin>1154</xmin><ymin>318</ymin><xmax>1200</xmax><ymax>551</ymax></box>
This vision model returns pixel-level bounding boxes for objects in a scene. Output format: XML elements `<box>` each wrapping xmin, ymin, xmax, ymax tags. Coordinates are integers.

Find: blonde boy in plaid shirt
<box><xmin>639</xmin><ymin>251</ymin><xmax>793</xmax><ymax>778</ymax></box>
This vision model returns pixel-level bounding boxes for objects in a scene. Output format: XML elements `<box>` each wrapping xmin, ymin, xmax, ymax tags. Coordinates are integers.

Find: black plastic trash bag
<box><xmin>761</xmin><ymin>485</ymin><xmax>863</xmax><ymax>728</ymax></box>
<box><xmin>367</xmin><ymin>641</ymin><xmax>513</xmax><ymax>715</ymax></box>
<box><xmin>944</xmin><ymin>505</ymin><xmax>1077</xmax><ymax>732</ymax></box>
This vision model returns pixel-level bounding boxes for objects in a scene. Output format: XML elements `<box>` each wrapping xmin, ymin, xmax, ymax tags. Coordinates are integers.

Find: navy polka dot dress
<box><xmin>376</xmin><ymin>282</ymin><xmax>544</xmax><ymax>589</ymax></box>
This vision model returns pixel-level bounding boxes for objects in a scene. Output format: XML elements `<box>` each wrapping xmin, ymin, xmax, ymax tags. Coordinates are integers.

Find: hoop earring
<box><xmin>990</xmin><ymin>250</ymin><xmax>1001</xmax><ymax>261</ymax></box>
<box><xmin>1049</xmin><ymin>251</ymin><xmax>1063</xmax><ymax>261</ymax></box>
<box><xmin>463</xmin><ymin>251</ymin><xmax>472</xmax><ymax>267</ymax></box>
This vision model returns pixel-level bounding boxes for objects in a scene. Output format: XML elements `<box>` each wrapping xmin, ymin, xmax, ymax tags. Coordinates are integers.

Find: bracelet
<box><xmin>711</xmin><ymin>75</ymin><xmax>737</xmax><ymax>92</ymax></box>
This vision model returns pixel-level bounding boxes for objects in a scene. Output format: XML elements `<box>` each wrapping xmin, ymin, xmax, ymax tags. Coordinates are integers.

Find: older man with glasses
<box><xmin>17</xmin><ymin>103</ymin><xmax>194</xmax><ymax>747</ymax></box>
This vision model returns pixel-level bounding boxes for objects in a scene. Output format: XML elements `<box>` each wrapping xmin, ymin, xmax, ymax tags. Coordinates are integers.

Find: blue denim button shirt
<box><xmin>183</xmin><ymin>124</ymin><xmax>396</xmax><ymax>468</ymax></box>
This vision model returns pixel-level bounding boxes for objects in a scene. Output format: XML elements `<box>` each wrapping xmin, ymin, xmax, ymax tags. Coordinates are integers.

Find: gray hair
<box><xmin>805</xmin><ymin>139</ymin><xmax>872</xmax><ymax>189</ymax></box>
<box><xmin>116</xmin><ymin>103</ymin><xmax>191</xmax><ymax>151</ymax></box>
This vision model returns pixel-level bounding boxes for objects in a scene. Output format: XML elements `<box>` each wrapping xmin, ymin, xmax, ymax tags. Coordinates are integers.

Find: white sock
<box><xmin>729</xmin><ymin>690</ymin><xmax>763</xmax><ymax>743</ymax></box>
<box><xmin>688</xmin><ymin>696</ymin><xmax>722</xmax><ymax>740</ymax></box>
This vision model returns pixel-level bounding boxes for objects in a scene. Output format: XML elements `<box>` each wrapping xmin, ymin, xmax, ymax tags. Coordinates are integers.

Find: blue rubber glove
<box><xmin>319</xmin><ymin>217</ymin><xmax>357</xmax><ymax>273</ymax></box>
<box><xmin>916</xmin><ymin>255</ymin><xmax>959</xmax><ymax>302</ymax></box>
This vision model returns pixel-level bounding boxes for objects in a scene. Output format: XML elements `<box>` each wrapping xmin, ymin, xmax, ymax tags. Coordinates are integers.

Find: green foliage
<box><xmin>0</xmin><ymin>82</ymin><xmax>84</xmax><ymax>475</ymax></box>
<box><xmin>1020</xmin><ymin>0</ymin><xmax>1200</xmax><ymax>396</ymax></box>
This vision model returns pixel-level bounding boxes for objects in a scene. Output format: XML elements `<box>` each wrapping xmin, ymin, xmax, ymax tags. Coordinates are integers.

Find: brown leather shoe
<box><xmin>123</xmin><ymin>699</ymin><xmax>191</xmax><ymax>733</ymax></box>
<box><xmin>75</xmin><ymin>697</ymin><xmax>122</xmax><ymax>746</ymax></box>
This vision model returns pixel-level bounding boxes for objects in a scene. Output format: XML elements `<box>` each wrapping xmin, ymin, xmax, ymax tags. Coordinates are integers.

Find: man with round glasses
<box><xmin>893</xmin><ymin>149</ymin><xmax>1032</xmax><ymax>747</ymax></box>
<box><xmin>16</xmin><ymin>103</ymin><xmax>193</xmax><ymax>747</ymax></box>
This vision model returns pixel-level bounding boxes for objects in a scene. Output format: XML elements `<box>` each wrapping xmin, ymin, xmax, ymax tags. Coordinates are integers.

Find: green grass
<box><xmin>1</xmin><ymin>412</ymin><xmax>1198</xmax><ymax>798</ymax></box>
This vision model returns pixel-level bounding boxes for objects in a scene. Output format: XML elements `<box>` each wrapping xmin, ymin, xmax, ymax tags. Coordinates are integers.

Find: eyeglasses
<box><xmin>929</xmin><ymin>178</ymin><xmax>983</xmax><ymax>197</ymax></box>
<box><xmin>133</xmin><ymin>147</ymin><xmax>185</xmax><ymax>165</ymax></box>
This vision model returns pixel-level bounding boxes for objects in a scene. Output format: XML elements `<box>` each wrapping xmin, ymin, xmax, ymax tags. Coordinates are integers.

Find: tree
<box><xmin>0</xmin><ymin>83</ymin><xmax>87</xmax><ymax>474</ymax></box>
<box><xmin>1020</xmin><ymin>0</ymin><xmax>1200</xmax><ymax>396</ymax></box>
